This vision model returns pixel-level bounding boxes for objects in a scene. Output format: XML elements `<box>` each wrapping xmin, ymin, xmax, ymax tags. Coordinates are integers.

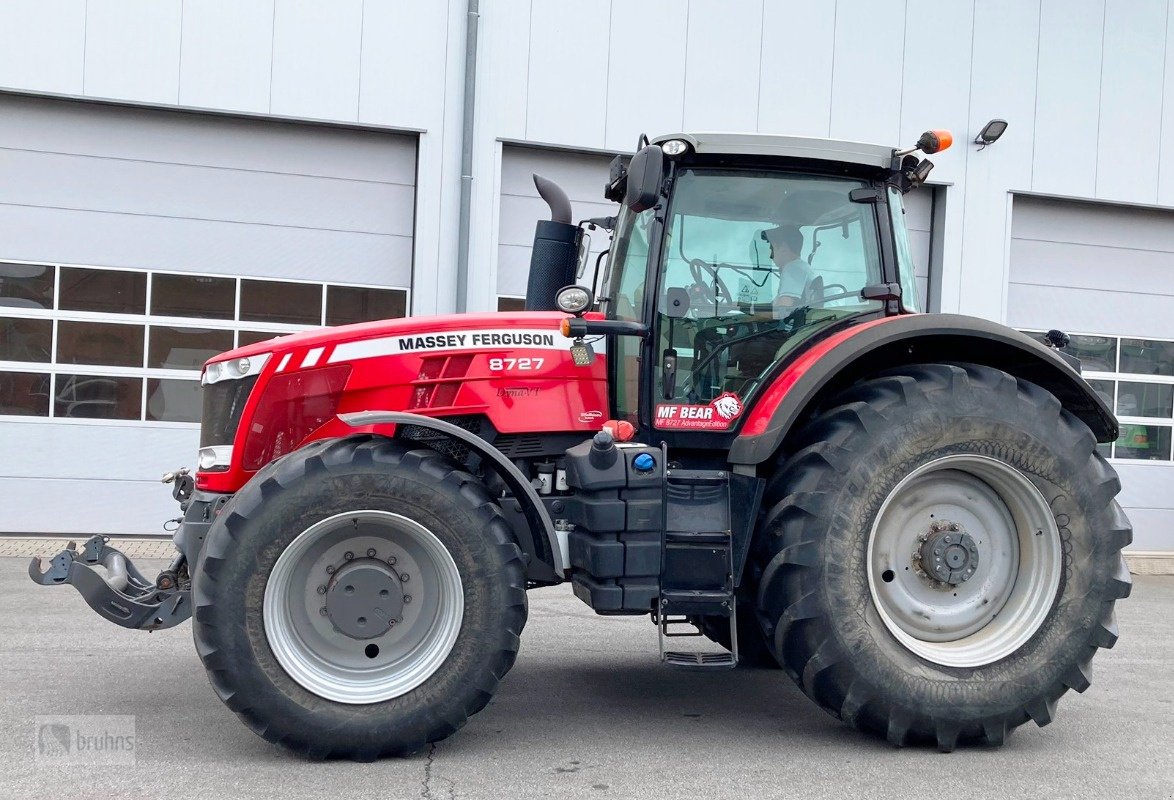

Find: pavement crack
<box><xmin>421</xmin><ymin>742</ymin><xmax>437</xmax><ymax>800</ymax></box>
<box><xmin>421</xmin><ymin>741</ymin><xmax>457</xmax><ymax>800</ymax></box>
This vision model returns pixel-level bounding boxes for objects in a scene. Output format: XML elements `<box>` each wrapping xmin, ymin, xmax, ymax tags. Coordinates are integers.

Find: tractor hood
<box><xmin>205</xmin><ymin>310</ymin><xmax>572</xmax><ymax>369</ymax></box>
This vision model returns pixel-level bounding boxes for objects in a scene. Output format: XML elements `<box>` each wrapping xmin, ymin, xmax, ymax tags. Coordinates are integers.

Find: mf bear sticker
<box><xmin>654</xmin><ymin>392</ymin><xmax>744</xmax><ymax>431</ymax></box>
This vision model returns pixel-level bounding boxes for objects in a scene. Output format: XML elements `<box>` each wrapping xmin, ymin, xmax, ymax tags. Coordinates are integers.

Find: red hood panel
<box><xmin>206</xmin><ymin>311</ymin><xmax>572</xmax><ymax>366</ymax></box>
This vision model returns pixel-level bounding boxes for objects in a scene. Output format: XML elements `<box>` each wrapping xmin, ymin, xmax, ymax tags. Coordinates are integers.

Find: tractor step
<box><xmin>28</xmin><ymin>535</ymin><xmax>191</xmax><ymax>631</ymax></box>
<box><xmin>657</xmin><ymin>469</ymin><xmax>738</xmax><ymax>668</ymax></box>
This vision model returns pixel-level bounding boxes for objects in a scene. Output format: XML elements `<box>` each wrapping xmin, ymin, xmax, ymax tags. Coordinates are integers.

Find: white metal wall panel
<box><xmin>524</xmin><ymin>0</ymin><xmax>611</xmax><ymax>145</ymax></box>
<box><xmin>0</xmin><ymin>0</ymin><xmax>86</xmax><ymax>95</ymax></box>
<box><xmin>1008</xmin><ymin>195</ymin><xmax>1174</xmax><ymax>551</ymax></box>
<box><xmin>84</xmin><ymin>0</ymin><xmax>182</xmax><ymax>105</ymax></box>
<box><xmin>829</xmin><ymin>0</ymin><xmax>906</xmax><ymax>147</ymax></box>
<box><xmin>757</xmin><ymin>1</ymin><xmax>836</xmax><ymax>138</ymax></box>
<box><xmin>0</xmin><ymin>95</ymin><xmax>416</xmax><ymax>287</ymax></box>
<box><xmin>1032</xmin><ymin>0</ymin><xmax>1105</xmax><ymax>198</ymax></box>
<box><xmin>358</xmin><ymin>0</ymin><xmax>450</xmax><ymax>129</ymax></box>
<box><xmin>497</xmin><ymin>147</ymin><xmax>617</xmax><ymax>299</ymax></box>
<box><xmin>0</xmin><ymin>95</ymin><xmax>417</xmax><ymax>535</ymax></box>
<box><xmin>179</xmin><ymin>0</ymin><xmax>275</xmax><ymax>114</ymax></box>
<box><xmin>1096</xmin><ymin>0</ymin><xmax>1165</xmax><ymax>204</ymax></box>
<box><xmin>604</xmin><ymin>0</ymin><xmax>688</xmax><ymax>151</ymax></box>
<box><xmin>269</xmin><ymin>0</ymin><xmax>363</xmax><ymax>122</ymax></box>
<box><xmin>682</xmin><ymin>0</ymin><xmax>763</xmax><ymax>133</ymax></box>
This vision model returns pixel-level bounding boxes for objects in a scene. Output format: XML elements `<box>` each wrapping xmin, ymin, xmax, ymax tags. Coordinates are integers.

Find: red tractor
<box><xmin>31</xmin><ymin>130</ymin><xmax>1131</xmax><ymax>758</ymax></box>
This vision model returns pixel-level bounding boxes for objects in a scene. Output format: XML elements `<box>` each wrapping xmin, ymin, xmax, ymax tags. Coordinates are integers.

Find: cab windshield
<box><xmin>656</xmin><ymin>169</ymin><xmax>883</xmax><ymax>405</ymax></box>
<box><xmin>604</xmin><ymin>168</ymin><xmax>886</xmax><ymax>423</ymax></box>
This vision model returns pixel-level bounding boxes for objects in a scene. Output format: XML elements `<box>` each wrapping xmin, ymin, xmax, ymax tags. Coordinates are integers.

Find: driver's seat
<box><xmin>803</xmin><ymin>275</ymin><xmax>824</xmax><ymax>308</ymax></box>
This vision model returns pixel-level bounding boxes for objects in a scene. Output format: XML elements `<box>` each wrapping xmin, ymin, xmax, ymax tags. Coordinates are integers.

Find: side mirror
<box><xmin>624</xmin><ymin>145</ymin><xmax>664</xmax><ymax>213</ymax></box>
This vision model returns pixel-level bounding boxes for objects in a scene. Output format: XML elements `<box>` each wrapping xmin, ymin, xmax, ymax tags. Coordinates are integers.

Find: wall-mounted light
<box><xmin>974</xmin><ymin>119</ymin><xmax>1008</xmax><ymax>149</ymax></box>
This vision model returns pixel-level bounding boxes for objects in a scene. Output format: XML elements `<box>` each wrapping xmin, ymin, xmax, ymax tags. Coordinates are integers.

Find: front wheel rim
<box><xmin>867</xmin><ymin>455</ymin><xmax>1062</xmax><ymax>668</ymax></box>
<box><xmin>263</xmin><ymin>510</ymin><xmax>464</xmax><ymax>704</ymax></box>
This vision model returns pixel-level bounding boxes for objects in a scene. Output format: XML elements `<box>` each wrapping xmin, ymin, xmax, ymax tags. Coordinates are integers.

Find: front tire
<box><xmin>192</xmin><ymin>436</ymin><xmax>527</xmax><ymax>760</ymax></box>
<box><xmin>756</xmin><ymin>364</ymin><xmax>1132</xmax><ymax>750</ymax></box>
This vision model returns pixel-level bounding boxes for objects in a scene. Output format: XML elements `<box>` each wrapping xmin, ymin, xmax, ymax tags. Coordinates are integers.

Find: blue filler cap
<box><xmin>633</xmin><ymin>453</ymin><xmax>656</xmax><ymax>473</ymax></box>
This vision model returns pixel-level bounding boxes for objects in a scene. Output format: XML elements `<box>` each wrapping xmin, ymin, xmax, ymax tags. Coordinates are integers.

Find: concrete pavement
<box><xmin>1</xmin><ymin>557</ymin><xmax>1171</xmax><ymax>800</ymax></box>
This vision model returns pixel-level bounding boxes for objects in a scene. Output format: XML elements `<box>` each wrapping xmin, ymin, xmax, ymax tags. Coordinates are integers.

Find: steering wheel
<box><xmin>688</xmin><ymin>258</ymin><xmax>735</xmax><ymax>310</ymax></box>
<box><xmin>686</xmin><ymin>306</ymin><xmax>808</xmax><ymax>400</ymax></box>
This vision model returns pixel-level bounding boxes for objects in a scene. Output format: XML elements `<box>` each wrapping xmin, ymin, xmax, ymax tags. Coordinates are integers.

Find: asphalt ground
<box><xmin>2</xmin><ymin>557</ymin><xmax>1171</xmax><ymax>800</ymax></box>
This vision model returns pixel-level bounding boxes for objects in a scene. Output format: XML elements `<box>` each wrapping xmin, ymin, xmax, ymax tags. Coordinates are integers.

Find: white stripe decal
<box><xmin>328</xmin><ymin>328</ymin><xmax>570</xmax><ymax>363</ymax></box>
<box><xmin>301</xmin><ymin>347</ymin><xmax>325</xmax><ymax>368</ymax></box>
<box><xmin>276</xmin><ymin>353</ymin><xmax>292</xmax><ymax>372</ymax></box>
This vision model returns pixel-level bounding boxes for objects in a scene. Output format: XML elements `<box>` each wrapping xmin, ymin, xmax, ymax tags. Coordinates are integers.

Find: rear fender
<box><xmin>339</xmin><ymin>411</ymin><xmax>563</xmax><ymax>583</ymax></box>
<box><xmin>730</xmin><ymin>314</ymin><xmax>1118</xmax><ymax>465</ymax></box>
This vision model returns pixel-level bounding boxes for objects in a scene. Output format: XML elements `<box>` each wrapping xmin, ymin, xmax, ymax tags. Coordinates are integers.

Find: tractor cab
<box><xmin>586</xmin><ymin>131</ymin><xmax>944</xmax><ymax>438</ymax></box>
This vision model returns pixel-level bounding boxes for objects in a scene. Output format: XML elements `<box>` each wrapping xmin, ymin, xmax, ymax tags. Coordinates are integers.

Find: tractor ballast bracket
<box><xmin>28</xmin><ymin>536</ymin><xmax>191</xmax><ymax>631</ymax></box>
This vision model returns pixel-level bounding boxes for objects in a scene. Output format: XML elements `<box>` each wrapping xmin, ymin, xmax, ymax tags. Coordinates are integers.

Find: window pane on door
<box><xmin>148</xmin><ymin>326</ymin><xmax>234</xmax><ymax>369</ymax></box>
<box><xmin>57</xmin><ymin>321</ymin><xmax>144</xmax><ymax>367</ymax></box>
<box><xmin>60</xmin><ymin>268</ymin><xmax>147</xmax><ymax>314</ymax></box>
<box><xmin>0</xmin><ymin>371</ymin><xmax>50</xmax><ymax>415</ymax></box>
<box><xmin>0</xmin><ymin>317</ymin><xmax>52</xmax><ymax>362</ymax></box>
<box><xmin>240</xmin><ymin>280</ymin><xmax>322</xmax><ymax>325</ymax></box>
<box><xmin>55</xmin><ymin>374</ymin><xmax>142</xmax><ymax>419</ymax></box>
<box><xmin>0</xmin><ymin>263</ymin><xmax>54</xmax><ymax>309</ymax></box>
<box><xmin>152</xmin><ymin>274</ymin><xmax>235</xmax><ymax>319</ymax></box>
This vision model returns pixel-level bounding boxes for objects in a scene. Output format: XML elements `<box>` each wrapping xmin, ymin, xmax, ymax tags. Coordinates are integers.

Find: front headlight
<box><xmin>197</xmin><ymin>445</ymin><xmax>233</xmax><ymax>471</ymax></box>
<box><xmin>202</xmin><ymin>352</ymin><xmax>271</xmax><ymax>385</ymax></box>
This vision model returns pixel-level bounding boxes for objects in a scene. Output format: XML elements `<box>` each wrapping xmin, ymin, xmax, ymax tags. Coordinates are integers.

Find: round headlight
<box><xmin>555</xmin><ymin>285</ymin><xmax>592</xmax><ymax>315</ymax></box>
<box><xmin>661</xmin><ymin>139</ymin><xmax>689</xmax><ymax>156</ymax></box>
<box><xmin>235</xmin><ymin>357</ymin><xmax>251</xmax><ymax>376</ymax></box>
<box><xmin>197</xmin><ymin>448</ymin><xmax>217</xmax><ymax>470</ymax></box>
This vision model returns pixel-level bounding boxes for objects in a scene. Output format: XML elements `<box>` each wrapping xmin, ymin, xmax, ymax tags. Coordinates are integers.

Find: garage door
<box><xmin>0</xmin><ymin>94</ymin><xmax>417</xmax><ymax>535</ymax></box>
<box><xmin>1008</xmin><ymin>195</ymin><xmax>1174</xmax><ymax>552</ymax></box>
<box><xmin>497</xmin><ymin>145</ymin><xmax>936</xmax><ymax>311</ymax></box>
<box><xmin>497</xmin><ymin>146</ymin><xmax>621</xmax><ymax>310</ymax></box>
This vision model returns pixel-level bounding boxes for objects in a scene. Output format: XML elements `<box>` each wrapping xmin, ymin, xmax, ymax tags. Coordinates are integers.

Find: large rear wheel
<box><xmin>192</xmin><ymin>436</ymin><xmax>527</xmax><ymax>760</ymax></box>
<box><xmin>755</xmin><ymin>363</ymin><xmax>1132</xmax><ymax>750</ymax></box>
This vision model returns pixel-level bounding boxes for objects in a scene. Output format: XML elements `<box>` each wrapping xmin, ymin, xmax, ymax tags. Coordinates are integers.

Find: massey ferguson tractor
<box><xmin>30</xmin><ymin>130</ymin><xmax>1132</xmax><ymax>758</ymax></box>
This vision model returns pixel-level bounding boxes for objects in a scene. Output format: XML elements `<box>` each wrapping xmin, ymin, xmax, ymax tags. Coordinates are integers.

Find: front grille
<box><xmin>199</xmin><ymin>375</ymin><xmax>258</xmax><ymax>447</ymax></box>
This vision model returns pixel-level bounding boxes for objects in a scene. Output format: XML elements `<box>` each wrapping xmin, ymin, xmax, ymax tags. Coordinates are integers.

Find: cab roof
<box><xmin>651</xmin><ymin>132</ymin><xmax>894</xmax><ymax>169</ymax></box>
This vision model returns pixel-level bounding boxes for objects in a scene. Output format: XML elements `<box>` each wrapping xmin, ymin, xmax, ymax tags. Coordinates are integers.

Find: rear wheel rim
<box><xmin>867</xmin><ymin>454</ymin><xmax>1061</xmax><ymax>668</ymax></box>
<box><xmin>264</xmin><ymin>510</ymin><xmax>464</xmax><ymax>704</ymax></box>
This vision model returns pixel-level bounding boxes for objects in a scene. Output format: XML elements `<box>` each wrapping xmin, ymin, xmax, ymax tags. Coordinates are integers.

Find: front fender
<box><xmin>339</xmin><ymin>410</ymin><xmax>564</xmax><ymax>583</ymax></box>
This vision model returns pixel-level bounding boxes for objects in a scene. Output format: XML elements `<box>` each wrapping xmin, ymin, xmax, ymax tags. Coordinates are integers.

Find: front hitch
<box><xmin>29</xmin><ymin>535</ymin><xmax>191</xmax><ymax>631</ymax></box>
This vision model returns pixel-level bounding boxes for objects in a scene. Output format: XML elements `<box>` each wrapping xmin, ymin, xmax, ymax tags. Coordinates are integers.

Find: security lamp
<box><xmin>975</xmin><ymin>119</ymin><xmax>1008</xmax><ymax>149</ymax></box>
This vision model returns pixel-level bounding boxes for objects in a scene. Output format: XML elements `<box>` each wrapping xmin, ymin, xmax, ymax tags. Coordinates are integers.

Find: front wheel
<box><xmin>755</xmin><ymin>364</ymin><xmax>1132</xmax><ymax>750</ymax></box>
<box><xmin>192</xmin><ymin>436</ymin><xmax>527</xmax><ymax>760</ymax></box>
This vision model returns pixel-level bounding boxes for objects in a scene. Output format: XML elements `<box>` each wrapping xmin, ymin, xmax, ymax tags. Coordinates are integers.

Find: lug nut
<box><xmin>403</xmin><ymin>594</ymin><xmax>412</xmax><ymax>604</ymax></box>
<box><xmin>367</xmin><ymin>548</ymin><xmax>377</xmax><ymax>558</ymax></box>
<box><xmin>344</xmin><ymin>551</ymin><xmax>354</xmax><ymax>561</ymax></box>
<box><xmin>400</xmin><ymin>573</ymin><xmax>410</xmax><ymax>582</ymax></box>
<box><xmin>950</xmin><ymin>523</ymin><xmax>960</xmax><ymax>531</ymax></box>
<box><xmin>317</xmin><ymin>585</ymin><xmax>327</xmax><ymax>595</ymax></box>
<box><xmin>319</xmin><ymin>607</ymin><xmax>329</xmax><ymax>616</ymax></box>
<box><xmin>388</xmin><ymin>619</ymin><xmax>396</xmax><ymax>628</ymax></box>
<box><xmin>387</xmin><ymin>556</ymin><xmax>397</xmax><ymax>566</ymax></box>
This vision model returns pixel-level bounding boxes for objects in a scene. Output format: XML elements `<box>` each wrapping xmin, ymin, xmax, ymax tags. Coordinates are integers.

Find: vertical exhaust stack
<box><xmin>525</xmin><ymin>175</ymin><xmax>581</xmax><ymax>311</ymax></box>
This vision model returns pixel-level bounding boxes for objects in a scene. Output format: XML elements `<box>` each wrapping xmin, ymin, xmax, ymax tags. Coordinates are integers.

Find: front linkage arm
<box><xmin>28</xmin><ymin>535</ymin><xmax>191</xmax><ymax>631</ymax></box>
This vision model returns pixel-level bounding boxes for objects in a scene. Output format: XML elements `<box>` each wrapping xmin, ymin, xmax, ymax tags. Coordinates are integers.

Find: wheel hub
<box><xmin>917</xmin><ymin>523</ymin><xmax>979</xmax><ymax>586</ymax></box>
<box><xmin>325</xmin><ymin>558</ymin><xmax>407</xmax><ymax>639</ymax></box>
